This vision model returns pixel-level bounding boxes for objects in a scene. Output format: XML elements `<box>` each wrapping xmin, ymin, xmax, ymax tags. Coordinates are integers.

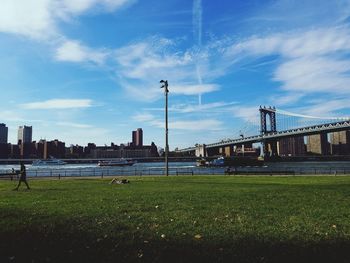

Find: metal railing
<box><xmin>1</xmin><ymin>165</ymin><xmax>350</xmax><ymax>179</ymax></box>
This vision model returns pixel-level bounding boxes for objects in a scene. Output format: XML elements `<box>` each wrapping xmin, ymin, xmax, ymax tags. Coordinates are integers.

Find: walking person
<box><xmin>14</xmin><ymin>162</ymin><xmax>30</xmax><ymax>190</ymax></box>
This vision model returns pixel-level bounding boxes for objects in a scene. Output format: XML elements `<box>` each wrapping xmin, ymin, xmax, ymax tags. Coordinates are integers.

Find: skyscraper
<box><xmin>136</xmin><ymin>128</ymin><xmax>143</xmax><ymax>146</ymax></box>
<box><xmin>18</xmin><ymin>125</ymin><xmax>32</xmax><ymax>144</ymax></box>
<box><xmin>132</xmin><ymin>128</ymin><xmax>143</xmax><ymax>147</ymax></box>
<box><xmin>0</xmin><ymin>123</ymin><xmax>8</xmax><ymax>144</ymax></box>
<box><xmin>132</xmin><ymin>130</ymin><xmax>137</xmax><ymax>146</ymax></box>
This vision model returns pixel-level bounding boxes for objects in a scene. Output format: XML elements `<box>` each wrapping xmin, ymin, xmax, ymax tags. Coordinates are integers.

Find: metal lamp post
<box><xmin>160</xmin><ymin>80</ymin><xmax>169</xmax><ymax>176</ymax></box>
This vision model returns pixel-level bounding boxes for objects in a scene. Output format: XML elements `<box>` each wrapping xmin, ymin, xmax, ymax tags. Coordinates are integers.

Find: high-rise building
<box><xmin>43</xmin><ymin>139</ymin><xmax>65</xmax><ymax>159</ymax></box>
<box><xmin>0</xmin><ymin>123</ymin><xmax>8</xmax><ymax>144</ymax></box>
<box><xmin>132</xmin><ymin>128</ymin><xmax>143</xmax><ymax>147</ymax></box>
<box><xmin>306</xmin><ymin>133</ymin><xmax>329</xmax><ymax>155</ymax></box>
<box><xmin>18</xmin><ymin>125</ymin><xmax>32</xmax><ymax>144</ymax></box>
<box><xmin>278</xmin><ymin>136</ymin><xmax>305</xmax><ymax>156</ymax></box>
<box><xmin>330</xmin><ymin>131</ymin><xmax>350</xmax><ymax>155</ymax></box>
<box><xmin>136</xmin><ymin>128</ymin><xmax>143</xmax><ymax>146</ymax></box>
<box><xmin>132</xmin><ymin>130</ymin><xmax>137</xmax><ymax>146</ymax></box>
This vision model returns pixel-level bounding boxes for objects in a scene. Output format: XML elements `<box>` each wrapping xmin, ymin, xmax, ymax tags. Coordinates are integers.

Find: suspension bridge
<box><xmin>176</xmin><ymin>106</ymin><xmax>350</xmax><ymax>157</ymax></box>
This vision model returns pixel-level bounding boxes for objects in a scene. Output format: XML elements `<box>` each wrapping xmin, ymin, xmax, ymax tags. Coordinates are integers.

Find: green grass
<box><xmin>1</xmin><ymin>176</ymin><xmax>350</xmax><ymax>263</ymax></box>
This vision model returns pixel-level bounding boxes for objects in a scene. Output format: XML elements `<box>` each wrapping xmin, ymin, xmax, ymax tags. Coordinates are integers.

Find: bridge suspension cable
<box><xmin>276</xmin><ymin>109</ymin><xmax>350</xmax><ymax>121</ymax></box>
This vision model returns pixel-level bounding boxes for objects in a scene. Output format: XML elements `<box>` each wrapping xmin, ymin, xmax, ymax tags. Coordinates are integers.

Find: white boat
<box><xmin>32</xmin><ymin>159</ymin><xmax>67</xmax><ymax>166</ymax></box>
<box><xmin>98</xmin><ymin>159</ymin><xmax>135</xmax><ymax>167</ymax></box>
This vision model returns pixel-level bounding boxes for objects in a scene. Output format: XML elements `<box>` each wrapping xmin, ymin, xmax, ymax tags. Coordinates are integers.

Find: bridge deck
<box><xmin>177</xmin><ymin>120</ymin><xmax>350</xmax><ymax>152</ymax></box>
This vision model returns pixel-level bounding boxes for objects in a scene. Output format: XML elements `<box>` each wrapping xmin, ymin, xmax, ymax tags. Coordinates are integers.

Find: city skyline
<box><xmin>1</xmin><ymin>1</ymin><xmax>350</xmax><ymax>149</ymax></box>
<box><xmin>1</xmin><ymin>123</ymin><xmax>148</xmax><ymax>148</ymax></box>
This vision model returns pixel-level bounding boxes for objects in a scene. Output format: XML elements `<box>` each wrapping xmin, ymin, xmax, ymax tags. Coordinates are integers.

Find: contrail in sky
<box><xmin>193</xmin><ymin>0</ymin><xmax>202</xmax><ymax>46</ymax></box>
<box><xmin>193</xmin><ymin>0</ymin><xmax>203</xmax><ymax>105</ymax></box>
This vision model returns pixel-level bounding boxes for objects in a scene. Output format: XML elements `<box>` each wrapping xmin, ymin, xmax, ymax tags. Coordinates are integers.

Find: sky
<box><xmin>1</xmin><ymin>0</ymin><xmax>350</xmax><ymax>149</ymax></box>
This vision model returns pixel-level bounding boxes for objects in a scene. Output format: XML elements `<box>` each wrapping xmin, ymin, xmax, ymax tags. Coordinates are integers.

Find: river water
<box><xmin>1</xmin><ymin>161</ymin><xmax>350</xmax><ymax>177</ymax></box>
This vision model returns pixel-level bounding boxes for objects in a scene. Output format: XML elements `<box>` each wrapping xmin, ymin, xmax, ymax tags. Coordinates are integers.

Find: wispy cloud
<box><xmin>132</xmin><ymin>112</ymin><xmax>223</xmax><ymax>131</ymax></box>
<box><xmin>113</xmin><ymin>36</ymin><xmax>222</xmax><ymax>101</ymax></box>
<box><xmin>147</xmin><ymin>101</ymin><xmax>237</xmax><ymax>113</ymax></box>
<box><xmin>225</xmin><ymin>26</ymin><xmax>350</xmax><ymax>99</ymax></box>
<box><xmin>55</xmin><ymin>40</ymin><xmax>109</xmax><ymax>65</ymax></box>
<box><xmin>230</xmin><ymin>106</ymin><xmax>260</xmax><ymax>124</ymax></box>
<box><xmin>0</xmin><ymin>110</ymin><xmax>26</xmax><ymax>122</ymax></box>
<box><xmin>21</xmin><ymin>99</ymin><xmax>93</xmax><ymax>110</ymax></box>
<box><xmin>56</xmin><ymin>122</ymin><xmax>94</xmax><ymax>129</ymax></box>
<box><xmin>171</xmin><ymin>84</ymin><xmax>219</xmax><ymax>95</ymax></box>
<box><xmin>169</xmin><ymin>119</ymin><xmax>222</xmax><ymax>131</ymax></box>
<box><xmin>286</xmin><ymin>98</ymin><xmax>350</xmax><ymax>118</ymax></box>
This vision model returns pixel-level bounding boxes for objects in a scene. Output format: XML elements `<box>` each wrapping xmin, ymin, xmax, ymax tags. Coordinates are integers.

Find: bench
<box><xmin>176</xmin><ymin>171</ymin><xmax>194</xmax><ymax>176</ymax></box>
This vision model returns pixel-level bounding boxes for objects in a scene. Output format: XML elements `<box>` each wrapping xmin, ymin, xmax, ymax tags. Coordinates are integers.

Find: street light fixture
<box><xmin>160</xmin><ymin>80</ymin><xmax>169</xmax><ymax>176</ymax></box>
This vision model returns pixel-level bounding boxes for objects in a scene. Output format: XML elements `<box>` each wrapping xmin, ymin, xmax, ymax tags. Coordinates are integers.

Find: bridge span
<box><xmin>176</xmin><ymin>107</ymin><xmax>350</xmax><ymax>157</ymax></box>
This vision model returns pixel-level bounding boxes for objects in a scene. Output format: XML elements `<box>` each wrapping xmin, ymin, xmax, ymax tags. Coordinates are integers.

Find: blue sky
<box><xmin>1</xmin><ymin>0</ymin><xmax>350</xmax><ymax>149</ymax></box>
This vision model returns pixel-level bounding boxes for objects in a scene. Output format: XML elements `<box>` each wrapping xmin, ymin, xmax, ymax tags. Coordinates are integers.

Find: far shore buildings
<box><xmin>0</xmin><ymin>125</ymin><xmax>158</xmax><ymax>159</ymax></box>
<box><xmin>89</xmin><ymin>129</ymin><xmax>158</xmax><ymax>158</ymax></box>
<box><xmin>1</xmin><ymin>123</ymin><xmax>350</xmax><ymax>159</ymax></box>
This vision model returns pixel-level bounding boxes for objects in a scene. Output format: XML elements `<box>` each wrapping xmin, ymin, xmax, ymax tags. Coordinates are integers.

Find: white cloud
<box><xmin>227</xmin><ymin>27</ymin><xmax>350</xmax><ymax>58</ymax></box>
<box><xmin>56</xmin><ymin>122</ymin><xmax>93</xmax><ymax>129</ymax></box>
<box><xmin>58</xmin><ymin>0</ymin><xmax>133</xmax><ymax>15</ymax></box>
<box><xmin>231</xmin><ymin>106</ymin><xmax>260</xmax><ymax>124</ymax></box>
<box><xmin>0</xmin><ymin>0</ymin><xmax>135</xmax><ymax>40</ymax></box>
<box><xmin>55</xmin><ymin>40</ymin><xmax>108</xmax><ymax>64</ymax></box>
<box><xmin>21</xmin><ymin>99</ymin><xmax>93</xmax><ymax>110</ymax></box>
<box><xmin>289</xmin><ymin>99</ymin><xmax>350</xmax><ymax>118</ymax></box>
<box><xmin>226</xmin><ymin>27</ymin><xmax>350</xmax><ymax>98</ymax></box>
<box><xmin>132</xmin><ymin>113</ymin><xmax>155</xmax><ymax>122</ymax></box>
<box><xmin>274</xmin><ymin>56</ymin><xmax>350</xmax><ymax>94</ymax></box>
<box><xmin>114</xmin><ymin>38</ymin><xmax>193</xmax><ymax>79</ymax></box>
<box><xmin>272</xmin><ymin>93</ymin><xmax>304</xmax><ymax>106</ymax></box>
<box><xmin>0</xmin><ymin>0</ymin><xmax>55</xmax><ymax>39</ymax></box>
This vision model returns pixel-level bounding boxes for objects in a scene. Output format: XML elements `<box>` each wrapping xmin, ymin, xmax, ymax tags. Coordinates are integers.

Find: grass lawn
<box><xmin>0</xmin><ymin>175</ymin><xmax>350</xmax><ymax>263</ymax></box>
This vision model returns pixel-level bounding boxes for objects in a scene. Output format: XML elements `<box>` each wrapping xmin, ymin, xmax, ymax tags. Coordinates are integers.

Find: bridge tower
<box><xmin>259</xmin><ymin>106</ymin><xmax>276</xmax><ymax>134</ymax></box>
<box><xmin>259</xmin><ymin>106</ymin><xmax>278</xmax><ymax>157</ymax></box>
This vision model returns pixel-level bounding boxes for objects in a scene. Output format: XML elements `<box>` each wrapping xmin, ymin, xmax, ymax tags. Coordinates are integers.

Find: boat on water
<box><xmin>196</xmin><ymin>157</ymin><xmax>225</xmax><ymax>167</ymax></box>
<box><xmin>210</xmin><ymin>156</ymin><xmax>225</xmax><ymax>166</ymax></box>
<box><xmin>196</xmin><ymin>158</ymin><xmax>209</xmax><ymax>167</ymax></box>
<box><xmin>97</xmin><ymin>159</ymin><xmax>135</xmax><ymax>167</ymax></box>
<box><xmin>197</xmin><ymin>156</ymin><xmax>264</xmax><ymax>167</ymax></box>
<box><xmin>32</xmin><ymin>159</ymin><xmax>67</xmax><ymax>166</ymax></box>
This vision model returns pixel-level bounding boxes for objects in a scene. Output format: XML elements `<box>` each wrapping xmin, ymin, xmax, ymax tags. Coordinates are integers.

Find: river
<box><xmin>1</xmin><ymin>161</ymin><xmax>350</xmax><ymax>178</ymax></box>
